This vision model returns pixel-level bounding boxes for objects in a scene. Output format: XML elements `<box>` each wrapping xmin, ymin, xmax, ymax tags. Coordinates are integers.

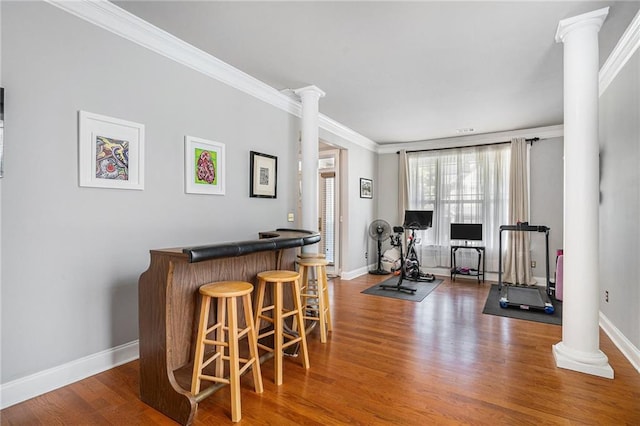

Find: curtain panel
<box><xmin>406</xmin><ymin>144</ymin><xmax>510</xmax><ymax>272</ymax></box>
<box><xmin>503</xmin><ymin>138</ymin><xmax>535</xmax><ymax>284</ymax></box>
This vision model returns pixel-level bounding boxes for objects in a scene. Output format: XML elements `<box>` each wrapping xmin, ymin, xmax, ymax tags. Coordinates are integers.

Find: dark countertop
<box><xmin>181</xmin><ymin>228</ymin><xmax>320</xmax><ymax>263</ymax></box>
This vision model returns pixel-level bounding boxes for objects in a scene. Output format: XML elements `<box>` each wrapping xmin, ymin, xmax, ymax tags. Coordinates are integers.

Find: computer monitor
<box><xmin>450</xmin><ymin>223</ymin><xmax>483</xmax><ymax>241</ymax></box>
<box><xmin>403</xmin><ymin>210</ymin><xmax>433</xmax><ymax>230</ymax></box>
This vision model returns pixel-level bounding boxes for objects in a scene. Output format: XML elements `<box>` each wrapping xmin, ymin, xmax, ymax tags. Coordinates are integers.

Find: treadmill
<box><xmin>498</xmin><ymin>223</ymin><xmax>555</xmax><ymax>314</ymax></box>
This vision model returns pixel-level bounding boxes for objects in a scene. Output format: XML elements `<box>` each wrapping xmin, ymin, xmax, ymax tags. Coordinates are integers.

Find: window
<box><xmin>406</xmin><ymin>144</ymin><xmax>510</xmax><ymax>271</ymax></box>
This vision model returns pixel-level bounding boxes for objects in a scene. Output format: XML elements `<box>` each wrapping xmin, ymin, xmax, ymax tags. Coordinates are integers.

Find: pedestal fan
<box><xmin>368</xmin><ymin>219</ymin><xmax>392</xmax><ymax>275</ymax></box>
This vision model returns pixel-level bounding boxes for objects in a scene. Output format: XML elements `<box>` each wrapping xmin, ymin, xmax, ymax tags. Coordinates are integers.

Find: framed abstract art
<box><xmin>78</xmin><ymin>110</ymin><xmax>145</xmax><ymax>190</ymax></box>
<box><xmin>185</xmin><ymin>135</ymin><xmax>225</xmax><ymax>195</ymax></box>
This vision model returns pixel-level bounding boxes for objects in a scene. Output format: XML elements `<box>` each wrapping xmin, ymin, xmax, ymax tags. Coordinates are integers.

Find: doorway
<box><xmin>319</xmin><ymin>149</ymin><xmax>340</xmax><ymax>276</ymax></box>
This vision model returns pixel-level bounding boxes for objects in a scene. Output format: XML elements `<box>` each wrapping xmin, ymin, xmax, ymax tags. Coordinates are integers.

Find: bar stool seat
<box><xmin>254</xmin><ymin>270</ymin><xmax>310</xmax><ymax>385</ymax></box>
<box><xmin>297</xmin><ymin>258</ymin><xmax>332</xmax><ymax>343</ymax></box>
<box><xmin>191</xmin><ymin>281</ymin><xmax>263</xmax><ymax>423</ymax></box>
<box><xmin>297</xmin><ymin>252</ymin><xmax>326</xmax><ymax>259</ymax></box>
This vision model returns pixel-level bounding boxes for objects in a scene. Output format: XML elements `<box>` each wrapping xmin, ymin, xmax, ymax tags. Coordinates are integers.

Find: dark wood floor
<box><xmin>2</xmin><ymin>274</ymin><xmax>639</xmax><ymax>425</ymax></box>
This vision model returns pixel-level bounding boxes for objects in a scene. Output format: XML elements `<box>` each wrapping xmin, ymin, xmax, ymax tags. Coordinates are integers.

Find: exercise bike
<box><xmin>379</xmin><ymin>225</ymin><xmax>435</xmax><ymax>294</ymax></box>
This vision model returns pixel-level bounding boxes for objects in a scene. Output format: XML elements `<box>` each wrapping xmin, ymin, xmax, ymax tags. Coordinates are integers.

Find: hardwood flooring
<box><xmin>2</xmin><ymin>274</ymin><xmax>639</xmax><ymax>425</ymax></box>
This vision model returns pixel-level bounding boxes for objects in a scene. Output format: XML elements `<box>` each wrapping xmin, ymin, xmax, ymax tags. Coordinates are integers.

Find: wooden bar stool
<box><xmin>191</xmin><ymin>281</ymin><xmax>263</xmax><ymax>423</ymax></box>
<box><xmin>254</xmin><ymin>270</ymin><xmax>310</xmax><ymax>385</ymax></box>
<box><xmin>297</xmin><ymin>258</ymin><xmax>332</xmax><ymax>343</ymax></box>
<box><xmin>296</xmin><ymin>252</ymin><xmax>325</xmax><ymax>296</ymax></box>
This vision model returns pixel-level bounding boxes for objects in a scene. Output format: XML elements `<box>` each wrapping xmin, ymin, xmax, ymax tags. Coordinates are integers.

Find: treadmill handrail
<box><xmin>498</xmin><ymin>224</ymin><xmax>551</xmax><ymax>292</ymax></box>
<box><xmin>500</xmin><ymin>224</ymin><xmax>549</xmax><ymax>232</ymax></box>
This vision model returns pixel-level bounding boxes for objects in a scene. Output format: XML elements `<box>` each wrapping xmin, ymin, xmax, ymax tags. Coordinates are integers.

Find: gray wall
<box><xmin>377</xmin><ymin>153</ymin><xmax>402</xmax><ymax>227</ymax></box>
<box><xmin>530</xmin><ymin>137</ymin><xmax>564</xmax><ymax>274</ymax></box>
<box><xmin>0</xmin><ymin>2</ymin><xmax>301</xmax><ymax>382</ymax></box>
<box><xmin>599</xmin><ymin>47</ymin><xmax>639</xmax><ymax>349</ymax></box>
<box><xmin>319</xmin><ymin>129</ymin><xmax>377</xmax><ymax>272</ymax></box>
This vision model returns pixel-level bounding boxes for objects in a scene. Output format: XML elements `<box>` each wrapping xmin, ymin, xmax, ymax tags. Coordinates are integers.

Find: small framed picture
<box><xmin>185</xmin><ymin>135</ymin><xmax>225</xmax><ymax>195</ymax></box>
<box><xmin>360</xmin><ymin>178</ymin><xmax>373</xmax><ymax>199</ymax></box>
<box><xmin>78</xmin><ymin>111</ymin><xmax>145</xmax><ymax>190</ymax></box>
<box><xmin>250</xmin><ymin>151</ymin><xmax>277</xmax><ymax>198</ymax></box>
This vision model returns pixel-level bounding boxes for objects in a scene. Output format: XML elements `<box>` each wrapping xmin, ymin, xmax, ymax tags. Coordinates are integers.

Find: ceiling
<box><xmin>115</xmin><ymin>1</ymin><xmax>639</xmax><ymax>145</ymax></box>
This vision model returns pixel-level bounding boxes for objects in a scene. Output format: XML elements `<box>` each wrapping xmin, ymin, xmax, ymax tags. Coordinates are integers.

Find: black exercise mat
<box><xmin>482</xmin><ymin>284</ymin><xmax>562</xmax><ymax>325</ymax></box>
<box><xmin>361</xmin><ymin>276</ymin><xmax>443</xmax><ymax>302</ymax></box>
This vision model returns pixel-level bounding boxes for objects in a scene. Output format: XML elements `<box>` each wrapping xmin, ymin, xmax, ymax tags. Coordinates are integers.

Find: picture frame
<box><xmin>185</xmin><ymin>135</ymin><xmax>225</xmax><ymax>195</ymax></box>
<box><xmin>0</xmin><ymin>87</ymin><xmax>4</xmax><ymax>178</ymax></box>
<box><xmin>360</xmin><ymin>177</ymin><xmax>373</xmax><ymax>199</ymax></box>
<box><xmin>78</xmin><ymin>110</ymin><xmax>145</xmax><ymax>190</ymax></box>
<box><xmin>250</xmin><ymin>151</ymin><xmax>277</xmax><ymax>198</ymax></box>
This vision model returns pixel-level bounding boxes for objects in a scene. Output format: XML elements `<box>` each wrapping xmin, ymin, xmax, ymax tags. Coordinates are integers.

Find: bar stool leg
<box><xmin>299</xmin><ymin>264</ymin><xmax>309</xmax><ymax>317</ymax></box>
<box><xmin>192</xmin><ymin>296</ymin><xmax>210</xmax><ymax>395</ymax></box>
<box><xmin>321</xmin><ymin>265</ymin><xmax>332</xmax><ymax>332</ymax></box>
<box><xmin>215</xmin><ymin>297</ymin><xmax>226</xmax><ymax>378</ymax></box>
<box><xmin>226</xmin><ymin>297</ymin><xmax>241</xmax><ymax>422</ymax></box>
<box><xmin>274</xmin><ymin>281</ymin><xmax>284</xmax><ymax>386</ymax></box>
<box><xmin>253</xmin><ymin>279</ymin><xmax>266</xmax><ymax>334</ymax></box>
<box><xmin>292</xmin><ymin>277</ymin><xmax>310</xmax><ymax>368</ymax></box>
<box><xmin>242</xmin><ymin>293</ymin><xmax>263</xmax><ymax>393</ymax></box>
<box><xmin>316</xmin><ymin>267</ymin><xmax>328</xmax><ymax>343</ymax></box>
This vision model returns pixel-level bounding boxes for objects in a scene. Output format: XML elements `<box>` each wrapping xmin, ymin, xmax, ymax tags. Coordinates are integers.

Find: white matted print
<box><xmin>78</xmin><ymin>111</ymin><xmax>145</xmax><ymax>190</ymax></box>
<box><xmin>185</xmin><ymin>135</ymin><xmax>225</xmax><ymax>195</ymax></box>
<box><xmin>250</xmin><ymin>151</ymin><xmax>277</xmax><ymax>198</ymax></box>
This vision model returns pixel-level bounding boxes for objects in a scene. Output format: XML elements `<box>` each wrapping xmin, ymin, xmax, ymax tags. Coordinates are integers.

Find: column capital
<box><xmin>294</xmin><ymin>85</ymin><xmax>326</xmax><ymax>100</ymax></box>
<box><xmin>555</xmin><ymin>7</ymin><xmax>609</xmax><ymax>43</ymax></box>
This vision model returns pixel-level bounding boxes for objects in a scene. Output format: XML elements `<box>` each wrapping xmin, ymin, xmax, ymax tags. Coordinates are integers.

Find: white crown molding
<box><xmin>44</xmin><ymin>0</ymin><xmax>378</xmax><ymax>152</ymax></box>
<box><xmin>0</xmin><ymin>340</ymin><xmax>139</xmax><ymax>409</ymax></box>
<box><xmin>600</xmin><ymin>9</ymin><xmax>640</xmax><ymax>96</ymax></box>
<box><xmin>376</xmin><ymin>125</ymin><xmax>564</xmax><ymax>154</ymax></box>
<box><xmin>319</xmin><ymin>114</ymin><xmax>379</xmax><ymax>152</ymax></box>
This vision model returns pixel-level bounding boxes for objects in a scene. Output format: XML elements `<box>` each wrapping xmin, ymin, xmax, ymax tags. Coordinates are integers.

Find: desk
<box><xmin>138</xmin><ymin>229</ymin><xmax>320</xmax><ymax>425</ymax></box>
<box><xmin>450</xmin><ymin>245</ymin><xmax>485</xmax><ymax>283</ymax></box>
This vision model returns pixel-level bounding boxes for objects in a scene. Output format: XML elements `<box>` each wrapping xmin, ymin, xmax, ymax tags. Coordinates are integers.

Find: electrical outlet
<box><xmin>365</xmin><ymin>252</ymin><xmax>368</xmax><ymax>260</ymax></box>
<box><xmin>531</xmin><ymin>260</ymin><xmax>536</xmax><ymax>268</ymax></box>
<box><xmin>287</xmin><ymin>212</ymin><xmax>294</xmax><ymax>222</ymax></box>
<box><xmin>605</xmin><ymin>290</ymin><xmax>609</xmax><ymax>302</ymax></box>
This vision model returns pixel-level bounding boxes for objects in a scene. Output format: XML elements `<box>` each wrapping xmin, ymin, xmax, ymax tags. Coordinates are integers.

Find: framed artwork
<box><xmin>0</xmin><ymin>87</ymin><xmax>4</xmax><ymax>178</ymax></box>
<box><xmin>250</xmin><ymin>151</ymin><xmax>277</xmax><ymax>198</ymax></box>
<box><xmin>78</xmin><ymin>111</ymin><xmax>145</xmax><ymax>190</ymax></box>
<box><xmin>360</xmin><ymin>178</ymin><xmax>373</xmax><ymax>199</ymax></box>
<box><xmin>185</xmin><ymin>136</ymin><xmax>225</xmax><ymax>195</ymax></box>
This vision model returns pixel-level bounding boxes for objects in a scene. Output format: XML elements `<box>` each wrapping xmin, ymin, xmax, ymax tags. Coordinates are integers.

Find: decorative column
<box><xmin>553</xmin><ymin>7</ymin><xmax>613</xmax><ymax>378</ymax></box>
<box><xmin>294</xmin><ymin>85</ymin><xmax>325</xmax><ymax>248</ymax></box>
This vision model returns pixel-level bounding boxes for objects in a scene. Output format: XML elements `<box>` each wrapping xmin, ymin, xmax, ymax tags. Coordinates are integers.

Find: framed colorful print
<box><xmin>78</xmin><ymin>111</ymin><xmax>145</xmax><ymax>190</ymax></box>
<box><xmin>185</xmin><ymin>135</ymin><xmax>225</xmax><ymax>195</ymax></box>
<box><xmin>360</xmin><ymin>178</ymin><xmax>373</xmax><ymax>199</ymax></box>
<box><xmin>249</xmin><ymin>151</ymin><xmax>277</xmax><ymax>198</ymax></box>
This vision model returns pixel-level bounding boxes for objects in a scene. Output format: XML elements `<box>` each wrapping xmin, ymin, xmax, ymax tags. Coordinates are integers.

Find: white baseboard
<box><xmin>599</xmin><ymin>313</ymin><xmax>640</xmax><ymax>373</ymax></box>
<box><xmin>340</xmin><ymin>265</ymin><xmax>370</xmax><ymax>280</ymax></box>
<box><xmin>0</xmin><ymin>340</ymin><xmax>139</xmax><ymax>409</ymax></box>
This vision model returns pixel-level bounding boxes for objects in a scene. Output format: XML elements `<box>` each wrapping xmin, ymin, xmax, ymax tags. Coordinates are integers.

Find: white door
<box><xmin>319</xmin><ymin>150</ymin><xmax>340</xmax><ymax>276</ymax></box>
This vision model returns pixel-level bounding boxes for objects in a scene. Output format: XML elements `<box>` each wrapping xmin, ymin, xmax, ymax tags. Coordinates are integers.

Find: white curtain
<box><xmin>405</xmin><ymin>144</ymin><xmax>510</xmax><ymax>272</ymax></box>
<box><xmin>398</xmin><ymin>150</ymin><xmax>409</xmax><ymax>225</ymax></box>
<box><xmin>503</xmin><ymin>138</ymin><xmax>534</xmax><ymax>284</ymax></box>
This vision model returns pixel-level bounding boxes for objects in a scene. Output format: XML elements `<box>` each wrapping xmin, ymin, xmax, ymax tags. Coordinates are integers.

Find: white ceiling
<box><xmin>115</xmin><ymin>1</ymin><xmax>639</xmax><ymax>145</ymax></box>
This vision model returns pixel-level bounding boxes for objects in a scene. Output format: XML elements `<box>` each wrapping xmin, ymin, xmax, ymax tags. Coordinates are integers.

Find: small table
<box><xmin>450</xmin><ymin>245</ymin><xmax>485</xmax><ymax>283</ymax></box>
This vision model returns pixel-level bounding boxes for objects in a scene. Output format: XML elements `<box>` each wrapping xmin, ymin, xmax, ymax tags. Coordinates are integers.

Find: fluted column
<box><xmin>553</xmin><ymin>7</ymin><xmax>613</xmax><ymax>378</ymax></box>
<box><xmin>294</xmin><ymin>85</ymin><xmax>325</xmax><ymax>244</ymax></box>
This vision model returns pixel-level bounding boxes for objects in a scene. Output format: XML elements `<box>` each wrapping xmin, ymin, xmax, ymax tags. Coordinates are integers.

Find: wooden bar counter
<box><xmin>138</xmin><ymin>229</ymin><xmax>320</xmax><ymax>425</ymax></box>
